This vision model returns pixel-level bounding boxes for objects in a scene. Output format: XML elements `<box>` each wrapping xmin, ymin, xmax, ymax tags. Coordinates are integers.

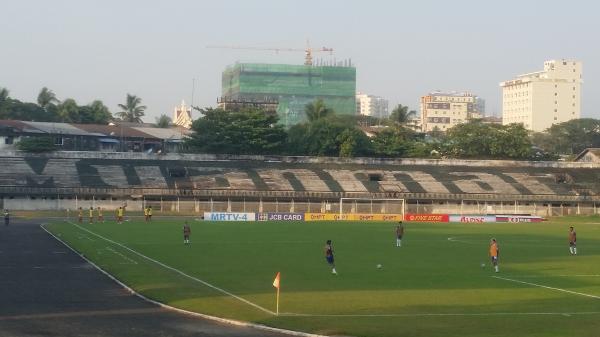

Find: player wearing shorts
<box><xmin>88</xmin><ymin>207</ymin><xmax>94</xmax><ymax>224</ymax></box>
<box><xmin>183</xmin><ymin>221</ymin><xmax>191</xmax><ymax>244</ymax></box>
<box><xmin>78</xmin><ymin>207</ymin><xmax>83</xmax><ymax>224</ymax></box>
<box><xmin>117</xmin><ymin>206</ymin><xmax>124</xmax><ymax>224</ymax></box>
<box><xmin>97</xmin><ymin>207</ymin><xmax>104</xmax><ymax>223</ymax></box>
<box><xmin>3</xmin><ymin>209</ymin><xmax>9</xmax><ymax>226</ymax></box>
<box><xmin>325</xmin><ymin>240</ymin><xmax>337</xmax><ymax>274</ymax></box>
<box><xmin>396</xmin><ymin>222</ymin><xmax>404</xmax><ymax>247</ymax></box>
<box><xmin>147</xmin><ymin>206</ymin><xmax>153</xmax><ymax>221</ymax></box>
<box><xmin>569</xmin><ymin>226</ymin><xmax>577</xmax><ymax>255</ymax></box>
<box><xmin>489</xmin><ymin>238</ymin><xmax>499</xmax><ymax>273</ymax></box>
<box><xmin>144</xmin><ymin>206</ymin><xmax>149</xmax><ymax>222</ymax></box>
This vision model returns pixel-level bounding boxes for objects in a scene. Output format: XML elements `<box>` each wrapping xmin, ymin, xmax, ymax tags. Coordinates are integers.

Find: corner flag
<box><xmin>273</xmin><ymin>272</ymin><xmax>281</xmax><ymax>315</ymax></box>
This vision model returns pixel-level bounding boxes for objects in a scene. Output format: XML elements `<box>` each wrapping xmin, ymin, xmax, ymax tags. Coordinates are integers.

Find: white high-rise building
<box><xmin>500</xmin><ymin>59</ymin><xmax>582</xmax><ymax>132</ymax></box>
<box><xmin>356</xmin><ymin>93</ymin><xmax>389</xmax><ymax>118</ymax></box>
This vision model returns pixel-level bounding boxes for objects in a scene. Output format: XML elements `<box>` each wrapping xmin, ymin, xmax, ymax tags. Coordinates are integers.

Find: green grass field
<box><xmin>45</xmin><ymin>217</ymin><xmax>600</xmax><ymax>337</ymax></box>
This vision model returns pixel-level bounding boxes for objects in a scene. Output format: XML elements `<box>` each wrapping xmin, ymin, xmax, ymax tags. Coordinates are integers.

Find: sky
<box><xmin>1</xmin><ymin>0</ymin><xmax>598</xmax><ymax>122</ymax></box>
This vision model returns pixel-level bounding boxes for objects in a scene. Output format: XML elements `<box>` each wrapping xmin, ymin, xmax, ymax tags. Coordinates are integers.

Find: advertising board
<box><xmin>204</xmin><ymin>212</ymin><xmax>256</xmax><ymax>221</ymax></box>
<box><xmin>449</xmin><ymin>215</ymin><xmax>497</xmax><ymax>223</ymax></box>
<box><xmin>495</xmin><ymin>215</ymin><xmax>544</xmax><ymax>223</ymax></box>
<box><xmin>257</xmin><ymin>213</ymin><xmax>305</xmax><ymax>221</ymax></box>
<box><xmin>304</xmin><ymin>213</ymin><xmax>404</xmax><ymax>221</ymax></box>
<box><xmin>404</xmin><ymin>214</ymin><xmax>449</xmax><ymax>222</ymax></box>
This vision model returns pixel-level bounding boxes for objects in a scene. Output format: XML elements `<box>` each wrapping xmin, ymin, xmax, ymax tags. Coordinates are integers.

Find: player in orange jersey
<box><xmin>489</xmin><ymin>238</ymin><xmax>499</xmax><ymax>273</ymax></box>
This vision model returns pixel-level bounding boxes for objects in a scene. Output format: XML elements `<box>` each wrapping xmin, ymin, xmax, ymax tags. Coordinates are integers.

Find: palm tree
<box><xmin>0</xmin><ymin>87</ymin><xmax>9</xmax><ymax>103</ymax></box>
<box><xmin>389</xmin><ymin>104</ymin><xmax>417</xmax><ymax>129</ymax></box>
<box><xmin>155</xmin><ymin>114</ymin><xmax>172</xmax><ymax>128</ymax></box>
<box><xmin>117</xmin><ymin>94</ymin><xmax>146</xmax><ymax>123</ymax></box>
<box><xmin>305</xmin><ymin>99</ymin><xmax>334</xmax><ymax>122</ymax></box>
<box><xmin>37</xmin><ymin>87</ymin><xmax>59</xmax><ymax>110</ymax></box>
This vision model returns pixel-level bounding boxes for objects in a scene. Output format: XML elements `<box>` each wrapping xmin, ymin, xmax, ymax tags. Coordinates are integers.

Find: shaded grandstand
<box><xmin>1</xmin><ymin>151</ymin><xmax>600</xmax><ymax>216</ymax></box>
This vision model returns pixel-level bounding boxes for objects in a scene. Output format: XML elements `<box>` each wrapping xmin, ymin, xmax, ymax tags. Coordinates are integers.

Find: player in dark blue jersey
<box><xmin>325</xmin><ymin>239</ymin><xmax>337</xmax><ymax>274</ymax></box>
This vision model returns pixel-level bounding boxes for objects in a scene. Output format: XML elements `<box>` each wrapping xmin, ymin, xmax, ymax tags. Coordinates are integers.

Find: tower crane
<box><xmin>206</xmin><ymin>42</ymin><xmax>333</xmax><ymax>66</ymax></box>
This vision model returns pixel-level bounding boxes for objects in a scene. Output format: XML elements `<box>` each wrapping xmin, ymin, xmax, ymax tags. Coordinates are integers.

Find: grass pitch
<box><xmin>46</xmin><ymin>217</ymin><xmax>600</xmax><ymax>337</ymax></box>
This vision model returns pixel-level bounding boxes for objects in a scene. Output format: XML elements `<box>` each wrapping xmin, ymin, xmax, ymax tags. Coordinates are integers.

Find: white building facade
<box><xmin>356</xmin><ymin>93</ymin><xmax>389</xmax><ymax>118</ymax></box>
<box><xmin>500</xmin><ymin>59</ymin><xmax>582</xmax><ymax>132</ymax></box>
<box><xmin>420</xmin><ymin>92</ymin><xmax>483</xmax><ymax>132</ymax></box>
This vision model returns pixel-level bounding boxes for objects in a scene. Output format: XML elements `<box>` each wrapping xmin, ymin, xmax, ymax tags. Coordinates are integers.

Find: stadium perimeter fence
<box><xmin>3</xmin><ymin>197</ymin><xmax>600</xmax><ymax>217</ymax></box>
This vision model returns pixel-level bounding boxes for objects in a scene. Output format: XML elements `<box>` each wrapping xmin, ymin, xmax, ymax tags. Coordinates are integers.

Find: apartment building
<box><xmin>420</xmin><ymin>91</ymin><xmax>483</xmax><ymax>132</ymax></box>
<box><xmin>500</xmin><ymin>59</ymin><xmax>582</xmax><ymax>132</ymax></box>
<box><xmin>356</xmin><ymin>93</ymin><xmax>389</xmax><ymax>118</ymax></box>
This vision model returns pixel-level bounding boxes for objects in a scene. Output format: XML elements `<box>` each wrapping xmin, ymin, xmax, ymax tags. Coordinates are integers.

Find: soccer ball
<box><xmin>481</xmin><ymin>263</ymin><xmax>486</xmax><ymax>268</ymax></box>
<box><xmin>377</xmin><ymin>264</ymin><xmax>383</xmax><ymax>269</ymax></box>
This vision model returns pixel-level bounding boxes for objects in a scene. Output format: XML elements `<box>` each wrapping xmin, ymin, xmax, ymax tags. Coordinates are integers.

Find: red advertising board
<box><xmin>404</xmin><ymin>214</ymin><xmax>449</xmax><ymax>222</ymax></box>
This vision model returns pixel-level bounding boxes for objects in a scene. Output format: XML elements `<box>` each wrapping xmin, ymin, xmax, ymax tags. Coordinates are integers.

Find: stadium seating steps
<box><xmin>1</xmin><ymin>154</ymin><xmax>599</xmax><ymax>199</ymax></box>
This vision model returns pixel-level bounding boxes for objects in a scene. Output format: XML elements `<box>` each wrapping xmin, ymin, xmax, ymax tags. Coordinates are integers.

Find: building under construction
<box><xmin>221</xmin><ymin>62</ymin><xmax>356</xmax><ymax>126</ymax></box>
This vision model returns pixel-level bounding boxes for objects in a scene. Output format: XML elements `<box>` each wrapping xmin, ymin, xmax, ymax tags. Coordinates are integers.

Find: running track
<box><xmin>0</xmin><ymin>219</ymin><xmax>291</xmax><ymax>337</ymax></box>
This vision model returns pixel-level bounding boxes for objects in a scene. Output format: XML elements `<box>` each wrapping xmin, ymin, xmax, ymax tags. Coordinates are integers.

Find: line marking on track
<box><xmin>503</xmin><ymin>275</ymin><xmax>600</xmax><ymax>278</ymax></box>
<box><xmin>493</xmin><ymin>275</ymin><xmax>600</xmax><ymax>300</ymax></box>
<box><xmin>66</xmin><ymin>222</ymin><xmax>275</xmax><ymax>315</ymax></box>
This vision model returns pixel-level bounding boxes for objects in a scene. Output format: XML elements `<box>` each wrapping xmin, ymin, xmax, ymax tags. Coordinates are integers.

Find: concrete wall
<box><xmin>1</xmin><ymin>149</ymin><xmax>599</xmax><ymax>169</ymax></box>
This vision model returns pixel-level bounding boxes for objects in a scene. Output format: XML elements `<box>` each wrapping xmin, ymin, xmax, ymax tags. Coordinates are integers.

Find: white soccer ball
<box><xmin>377</xmin><ymin>264</ymin><xmax>382</xmax><ymax>269</ymax></box>
<box><xmin>481</xmin><ymin>263</ymin><xmax>486</xmax><ymax>268</ymax></box>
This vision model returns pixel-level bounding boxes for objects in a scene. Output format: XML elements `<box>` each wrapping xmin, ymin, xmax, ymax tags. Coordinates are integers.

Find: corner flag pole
<box><xmin>273</xmin><ymin>272</ymin><xmax>281</xmax><ymax>315</ymax></box>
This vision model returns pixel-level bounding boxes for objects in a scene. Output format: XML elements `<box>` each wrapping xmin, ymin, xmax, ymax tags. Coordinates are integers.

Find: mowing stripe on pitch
<box><xmin>493</xmin><ymin>275</ymin><xmax>600</xmax><ymax>300</ymax></box>
<box><xmin>67</xmin><ymin>222</ymin><xmax>275</xmax><ymax>315</ymax></box>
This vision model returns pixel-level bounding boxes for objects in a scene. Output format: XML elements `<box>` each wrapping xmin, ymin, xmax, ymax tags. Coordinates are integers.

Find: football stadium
<box><xmin>2</xmin><ymin>150</ymin><xmax>600</xmax><ymax>337</ymax></box>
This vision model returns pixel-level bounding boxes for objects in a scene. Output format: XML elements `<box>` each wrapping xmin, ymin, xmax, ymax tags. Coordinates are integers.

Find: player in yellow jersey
<box><xmin>97</xmin><ymin>207</ymin><xmax>104</xmax><ymax>223</ymax></box>
<box><xmin>147</xmin><ymin>206</ymin><xmax>153</xmax><ymax>221</ymax></box>
<box><xmin>489</xmin><ymin>238</ymin><xmax>499</xmax><ymax>273</ymax></box>
<box><xmin>88</xmin><ymin>207</ymin><xmax>94</xmax><ymax>224</ymax></box>
<box><xmin>144</xmin><ymin>206</ymin><xmax>149</xmax><ymax>222</ymax></box>
<box><xmin>117</xmin><ymin>206</ymin><xmax>124</xmax><ymax>224</ymax></box>
<box><xmin>78</xmin><ymin>207</ymin><xmax>83</xmax><ymax>223</ymax></box>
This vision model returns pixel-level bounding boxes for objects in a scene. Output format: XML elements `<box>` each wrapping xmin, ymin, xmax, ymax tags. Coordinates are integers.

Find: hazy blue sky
<box><xmin>1</xmin><ymin>0</ymin><xmax>598</xmax><ymax>121</ymax></box>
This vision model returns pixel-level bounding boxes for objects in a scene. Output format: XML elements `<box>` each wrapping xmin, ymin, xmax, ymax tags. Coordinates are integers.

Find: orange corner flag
<box><xmin>273</xmin><ymin>272</ymin><xmax>280</xmax><ymax>289</ymax></box>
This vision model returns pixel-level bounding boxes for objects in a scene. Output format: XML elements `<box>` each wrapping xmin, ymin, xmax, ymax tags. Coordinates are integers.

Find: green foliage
<box><xmin>186</xmin><ymin>108</ymin><xmax>286</xmax><ymax>155</ymax></box>
<box><xmin>444</xmin><ymin>120</ymin><xmax>532</xmax><ymax>159</ymax></box>
<box><xmin>155</xmin><ymin>114</ymin><xmax>172</xmax><ymax>128</ymax></box>
<box><xmin>532</xmin><ymin>119</ymin><xmax>600</xmax><ymax>155</ymax></box>
<box><xmin>304</xmin><ymin>99</ymin><xmax>334</xmax><ymax>122</ymax></box>
<box><xmin>117</xmin><ymin>94</ymin><xmax>146</xmax><ymax>123</ymax></box>
<box><xmin>0</xmin><ymin>86</ymin><xmax>112</xmax><ymax>123</ymax></box>
<box><xmin>388</xmin><ymin>104</ymin><xmax>417</xmax><ymax>128</ymax></box>
<box><xmin>16</xmin><ymin>136</ymin><xmax>57</xmax><ymax>152</ymax></box>
<box><xmin>37</xmin><ymin>87</ymin><xmax>59</xmax><ymax>110</ymax></box>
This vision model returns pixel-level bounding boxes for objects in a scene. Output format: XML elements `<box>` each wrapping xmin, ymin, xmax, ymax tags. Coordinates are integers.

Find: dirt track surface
<box><xmin>0</xmin><ymin>219</ymin><xmax>290</xmax><ymax>337</ymax></box>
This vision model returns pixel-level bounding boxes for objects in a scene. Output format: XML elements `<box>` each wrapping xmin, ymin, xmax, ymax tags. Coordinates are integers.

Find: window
<box><xmin>554</xmin><ymin>117</ymin><xmax>558</xmax><ymax>121</ymax></box>
<box><xmin>4</xmin><ymin>136</ymin><xmax>14</xmax><ymax>145</ymax></box>
<box><xmin>54</xmin><ymin>137</ymin><xmax>63</xmax><ymax>146</ymax></box>
<box><xmin>555</xmin><ymin>93</ymin><xmax>558</xmax><ymax>96</ymax></box>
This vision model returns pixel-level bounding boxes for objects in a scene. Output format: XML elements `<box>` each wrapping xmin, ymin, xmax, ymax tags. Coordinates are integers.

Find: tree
<box><xmin>155</xmin><ymin>114</ymin><xmax>172</xmax><ymax>128</ymax></box>
<box><xmin>186</xmin><ymin>108</ymin><xmax>287</xmax><ymax>155</ymax></box>
<box><xmin>117</xmin><ymin>94</ymin><xmax>146</xmax><ymax>123</ymax></box>
<box><xmin>79</xmin><ymin>100</ymin><xmax>113</xmax><ymax>124</ymax></box>
<box><xmin>37</xmin><ymin>87</ymin><xmax>59</xmax><ymax>110</ymax></box>
<box><xmin>388</xmin><ymin>104</ymin><xmax>417</xmax><ymax>129</ymax></box>
<box><xmin>56</xmin><ymin>98</ymin><xmax>80</xmax><ymax>122</ymax></box>
<box><xmin>305</xmin><ymin>99</ymin><xmax>334</xmax><ymax>122</ymax></box>
<box><xmin>371</xmin><ymin>128</ymin><xmax>413</xmax><ymax>157</ymax></box>
<box><xmin>532</xmin><ymin>119</ymin><xmax>600</xmax><ymax>155</ymax></box>
<box><xmin>0</xmin><ymin>87</ymin><xmax>9</xmax><ymax>115</ymax></box>
<box><xmin>16</xmin><ymin>136</ymin><xmax>57</xmax><ymax>152</ymax></box>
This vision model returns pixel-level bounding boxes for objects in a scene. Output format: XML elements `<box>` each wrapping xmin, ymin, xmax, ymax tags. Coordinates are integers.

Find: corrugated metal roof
<box><xmin>130</xmin><ymin>127</ymin><xmax>190</xmax><ymax>140</ymax></box>
<box><xmin>21</xmin><ymin>121</ymin><xmax>103</xmax><ymax>136</ymax></box>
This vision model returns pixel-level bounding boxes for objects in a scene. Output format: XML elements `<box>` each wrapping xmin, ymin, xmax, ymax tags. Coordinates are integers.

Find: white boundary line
<box><xmin>41</xmin><ymin>223</ymin><xmax>327</xmax><ymax>337</ymax></box>
<box><xmin>493</xmin><ymin>275</ymin><xmax>600</xmax><ymax>300</ymax></box>
<box><xmin>280</xmin><ymin>311</ymin><xmax>600</xmax><ymax>317</ymax></box>
<box><xmin>66</xmin><ymin>221</ymin><xmax>274</xmax><ymax>315</ymax></box>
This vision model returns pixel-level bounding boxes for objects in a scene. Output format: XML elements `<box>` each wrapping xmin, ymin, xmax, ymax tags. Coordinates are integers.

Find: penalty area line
<box><xmin>64</xmin><ymin>221</ymin><xmax>275</xmax><ymax>315</ymax></box>
<box><xmin>493</xmin><ymin>275</ymin><xmax>600</xmax><ymax>300</ymax></box>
